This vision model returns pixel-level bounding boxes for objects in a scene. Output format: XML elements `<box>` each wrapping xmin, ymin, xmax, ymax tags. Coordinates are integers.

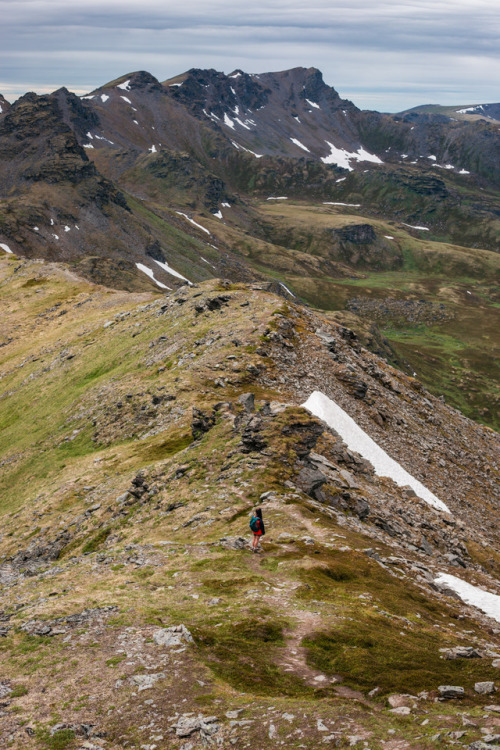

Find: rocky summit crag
<box><xmin>0</xmin><ymin>253</ymin><xmax>499</xmax><ymax>750</ymax></box>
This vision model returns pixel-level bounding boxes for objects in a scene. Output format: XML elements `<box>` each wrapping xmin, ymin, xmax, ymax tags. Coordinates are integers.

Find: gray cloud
<box><xmin>1</xmin><ymin>0</ymin><xmax>500</xmax><ymax>110</ymax></box>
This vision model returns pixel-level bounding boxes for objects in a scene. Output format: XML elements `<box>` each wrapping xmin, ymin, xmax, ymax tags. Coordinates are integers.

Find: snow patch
<box><xmin>456</xmin><ymin>105</ymin><xmax>483</xmax><ymax>114</ymax></box>
<box><xmin>435</xmin><ymin>573</ymin><xmax>500</xmax><ymax>623</ymax></box>
<box><xmin>302</xmin><ymin>391</ymin><xmax>450</xmax><ymax>513</ymax></box>
<box><xmin>233</xmin><ymin>116</ymin><xmax>251</xmax><ymax>130</ymax></box>
<box><xmin>152</xmin><ymin>258</ymin><xmax>191</xmax><ymax>285</ymax></box>
<box><xmin>321</xmin><ymin>141</ymin><xmax>383</xmax><ymax>170</ymax></box>
<box><xmin>52</xmin><ymin>234</ymin><xmax>59</xmax><ymax>240</ymax></box>
<box><xmin>402</xmin><ymin>222</ymin><xmax>429</xmax><ymax>231</ymax></box>
<box><xmin>120</xmin><ymin>96</ymin><xmax>132</xmax><ymax>104</ymax></box>
<box><xmin>290</xmin><ymin>137</ymin><xmax>310</xmax><ymax>153</ymax></box>
<box><xmin>0</xmin><ymin>243</ymin><xmax>13</xmax><ymax>254</ymax></box>
<box><xmin>427</xmin><ymin>155</ymin><xmax>437</xmax><ymax>161</ymax></box>
<box><xmin>64</xmin><ymin>226</ymin><xmax>71</xmax><ymax>232</ymax></box>
<box><xmin>384</xmin><ymin>235</ymin><xmax>395</xmax><ymax>240</ymax></box>
<box><xmin>458</xmin><ymin>169</ymin><xmax>470</xmax><ymax>175</ymax></box>
<box><xmin>213</xmin><ymin>210</ymin><xmax>223</xmax><ymax>219</ymax></box>
<box><xmin>279</xmin><ymin>282</ymin><xmax>295</xmax><ymax>297</ymax></box>
<box><xmin>224</xmin><ymin>113</ymin><xmax>235</xmax><ymax>129</ymax></box>
<box><xmin>149</xmin><ymin>145</ymin><xmax>157</xmax><ymax>153</ymax></box>
<box><xmin>100</xmin><ymin>94</ymin><xmax>109</xmax><ymax>103</ymax></box>
<box><xmin>117</xmin><ymin>79</ymin><xmax>131</xmax><ymax>91</ymax></box>
<box><xmin>267</xmin><ymin>196</ymin><xmax>288</xmax><ymax>200</ymax></box>
<box><xmin>136</xmin><ymin>263</ymin><xmax>170</xmax><ymax>290</ymax></box>
<box><xmin>33</xmin><ymin>227</ymin><xmax>39</xmax><ymax>231</ymax></box>
<box><xmin>221</xmin><ymin>202</ymin><xmax>231</xmax><ymax>208</ymax></box>
<box><xmin>305</xmin><ymin>98</ymin><xmax>320</xmax><ymax>109</ymax></box>
<box><xmin>229</xmin><ymin>72</ymin><xmax>242</xmax><ymax>78</ymax></box>
<box><xmin>323</xmin><ymin>202</ymin><xmax>360</xmax><ymax>208</ymax></box>
<box><xmin>230</xmin><ymin>140</ymin><xmax>263</xmax><ymax>158</ymax></box>
<box><xmin>83</xmin><ymin>144</ymin><xmax>94</xmax><ymax>149</ymax></box>
<box><xmin>86</xmin><ymin>132</ymin><xmax>93</xmax><ymax>140</ymax></box>
<box><xmin>336</xmin><ymin>177</ymin><xmax>346</xmax><ymax>183</ymax></box>
<box><xmin>175</xmin><ymin>211</ymin><xmax>210</xmax><ymax>235</ymax></box>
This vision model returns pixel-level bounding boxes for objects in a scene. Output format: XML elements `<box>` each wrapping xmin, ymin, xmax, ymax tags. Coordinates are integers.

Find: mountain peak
<box><xmin>0</xmin><ymin>94</ymin><xmax>11</xmax><ymax>114</ymax></box>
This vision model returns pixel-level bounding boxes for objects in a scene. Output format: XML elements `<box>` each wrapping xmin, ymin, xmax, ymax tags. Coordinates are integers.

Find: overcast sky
<box><xmin>2</xmin><ymin>0</ymin><xmax>500</xmax><ymax>111</ymax></box>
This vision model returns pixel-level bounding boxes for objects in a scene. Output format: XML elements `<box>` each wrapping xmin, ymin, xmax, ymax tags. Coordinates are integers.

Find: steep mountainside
<box><xmin>0</xmin><ymin>66</ymin><xmax>499</xmax><ymax>430</ymax></box>
<box><xmin>0</xmin><ymin>254</ymin><xmax>499</xmax><ymax>750</ymax></box>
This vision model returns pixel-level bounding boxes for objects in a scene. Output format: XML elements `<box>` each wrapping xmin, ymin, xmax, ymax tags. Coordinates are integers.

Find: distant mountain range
<box><xmin>1</xmin><ymin>67</ymin><xmax>499</xmax><ymax>429</ymax></box>
<box><xmin>1</xmin><ymin>65</ymin><xmax>500</xmax><ymax>291</ymax></box>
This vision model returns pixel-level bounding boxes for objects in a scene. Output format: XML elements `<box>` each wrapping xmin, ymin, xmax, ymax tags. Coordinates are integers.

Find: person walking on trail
<box><xmin>249</xmin><ymin>507</ymin><xmax>265</xmax><ymax>552</ymax></box>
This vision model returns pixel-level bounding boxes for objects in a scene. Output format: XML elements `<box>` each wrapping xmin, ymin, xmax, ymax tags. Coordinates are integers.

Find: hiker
<box><xmin>249</xmin><ymin>507</ymin><xmax>265</xmax><ymax>552</ymax></box>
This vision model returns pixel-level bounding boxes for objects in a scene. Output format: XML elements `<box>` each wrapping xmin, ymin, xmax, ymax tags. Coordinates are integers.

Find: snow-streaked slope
<box><xmin>135</xmin><ymin>263</ymin><xmax>171</xmax><ymax>290</ymax></box>
<box><xmin>435</xmin><ymin>573</ymin><xmax>500</xmax><ymax>623</ymax></box>
<box><xmin>302</xmin><ymin>391</ymin><xmax>450</xmax><ymax>513</ymax></box>
<box><xmin>0</xmin><ymin>243</ymin><xmax>13</xmax><ymax>254</ymax></box>
<box><xmin>153</xmin><ymin>258</ymin><xmax>191</xmax><ymax>285</ymax></box>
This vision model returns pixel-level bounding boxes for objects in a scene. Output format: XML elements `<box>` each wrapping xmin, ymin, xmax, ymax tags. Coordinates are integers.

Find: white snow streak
<box><xmin>64</xmin><ymin>226</ymin><xmax>71</xmax><ymax>232</ymax></box>
<box><xmin>221</xmin><ymin>202</ymin><xmax>231</xmax><ymax>208</ymax></box>
<box><xmin>175</xmin><ymin>211</ymin><xmax>211</xmax><ymax>235</ymax></box>
<box><xmin>149</xmin><ymin>145</ymin><xmax>157</xmax><ymax>153</ymax></box>
<box><xmin>100</xmin><ymin>94</ymin><xmax>109</xmax><ymax>103</ymax></box>
<box><xmin>230</xmin><ymin>140</ymin><xmax>263</xmax><ymax>158</ymax></box>
<box><xmin>323</xmin><ymin>202</ymin><xmax>361</xmax><ymax>207</ymax></box>
<box><xmin>234</xmin><ymin>116</ymin><xmax>251</xmax><ymax>130</ymax></box>
<box><xmin>402</xmin><ymin>222</ymin><xmax>429</xmax><ymax>231</ymax></box>
<box><xmin>267</xmin><ymin>196</ymin><xmax>288</xmax><ymax>200</ymax></box>
<box><xmin>83</xmin><ymin>144</ymin><xmax>94</xmax><ymax>149</ymax></box>
<box><xmin>384</xmin><ymin>235</ymin><xmax>395</xmax><ymax>240</ymax></box>
<box><xmin>290</xmin><ymin>137</ymin><xmax>310</xmax><ymax>153</ymax></box>
<box><xmin>135</xmin><ymin>263</ymin><xmax>170</xmax><ymax>290</ymax></box>
<box><xmin>33</xmin><ymin>227</ymin><xmax>39</xmax><ymax>231</ymax></box>
<box><xmin>0</xmin><ymin>243</ymin><xmax>13</xmax><ymax>254</ymax></box>
<box><xmin>120</xmin><ymin>96</ymin><xmax>132</xmax><ymax>104</ymax></box>
<box><xmin>117</xmin><ymin>80</ymin><xmax>131</xmax><ymax>91</ymax></box>
<box><xmin>321</xmin><ymin>141</ymin><xmax>383</xmax><ymax>170</ymax></box>
<box><xmin>302</xmin><ymin>391</ymin><xmax>450</xmax><ymax>513</ymax></box>
<box><xmin>435</xmin><ymin>574</ymin><xmax>500</xmax><ymax>623</ymax></box>
<box><xmin>279</xmin><ymin>282</ymin><xmax>295</xmax><ymax>297</ymax></box>
<box><xmin>152</xmin><ymin>258</ymin><xmax>191</xmax><ymax>285</ymax></box>
<box><xmin>224</xmin><ymin>113</ymin><xmax>235</xmax><ymax>129</ymax></box>
<box><xmin>305</xmin><ymin>98</ymin><xmax>320</xmax><ymax>109</ymax></box>
<box><xmin>213</xmin><ymin>210</ymin><xmax>223</xmax><ymax>219</ymax></box>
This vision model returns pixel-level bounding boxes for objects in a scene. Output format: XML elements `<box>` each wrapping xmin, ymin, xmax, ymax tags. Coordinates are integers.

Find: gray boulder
<box><xmin>475</xmin><ymin>681</ymin><xmax>495</xmax><ymax>694</ymax></box>
<box><xmin>153</xmin><ymin>624</ymin><xmax>194</xmax><ymax>647</ymax></box>
<box><xmin>438</xmin><ymin>685</ymin><xmax>465</xmax><ymax>699</ymax></box>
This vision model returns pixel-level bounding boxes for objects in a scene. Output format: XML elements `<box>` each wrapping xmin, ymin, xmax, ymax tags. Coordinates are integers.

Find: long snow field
<box><xmin>435</xmin><ymin>573</ymin><xmax>500</xmax><ymax>624</ymax></box>
<box><xmin>302</xmin><ymin>391</ymin><xmax>450</xmax><ymax>513</ymax></box>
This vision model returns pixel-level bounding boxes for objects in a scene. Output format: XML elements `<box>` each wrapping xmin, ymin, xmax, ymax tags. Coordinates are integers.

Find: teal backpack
<box><xmin>250</xmin><ymin>515</ymin><xmax>260</xmax><ymax>533</ymax></box>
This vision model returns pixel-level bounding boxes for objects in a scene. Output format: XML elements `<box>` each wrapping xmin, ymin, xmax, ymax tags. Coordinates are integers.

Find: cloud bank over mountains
<box><xmin>2</xmin><ymin>0</ymin><xmax>500</xmax><ymax>110</ymax></box>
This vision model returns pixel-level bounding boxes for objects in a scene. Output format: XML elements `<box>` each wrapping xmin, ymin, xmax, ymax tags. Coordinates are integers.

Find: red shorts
<box><xmin>253</xmin><ymin>530</ymin><xmax>263</xmax><ymax>537</ymax></box>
